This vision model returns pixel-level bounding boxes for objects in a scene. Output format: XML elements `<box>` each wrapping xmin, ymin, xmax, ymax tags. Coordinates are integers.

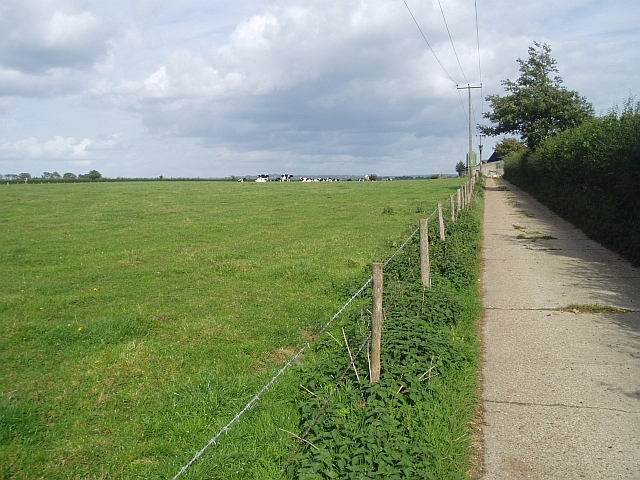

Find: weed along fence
<box><xmin>173</xmin><ymin>174</ymin><xmax>483</xmax><ymax>479</ymax></box>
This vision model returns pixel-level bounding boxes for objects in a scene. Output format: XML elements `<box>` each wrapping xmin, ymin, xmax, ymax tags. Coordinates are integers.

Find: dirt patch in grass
<box><xmin>269</xmin><ymin>347</ymin><xmax>297</xmax><ymax>363</ymax></box>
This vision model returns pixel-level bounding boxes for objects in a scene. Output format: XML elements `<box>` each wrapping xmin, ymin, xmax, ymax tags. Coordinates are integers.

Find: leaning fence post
<box><xmin>438</xmin><ymin>203</ymin><xmax>445</xmax><ymax>240</ymax></box>
<box><xmin>370</xmin><ymin>262</ymin><xmax>383</xmax><ymax>383</ymax></box>
<box><xmin>420</xmin><ymin>218</ymin><xmax>431</xmax><ymax>289</ymax></box>
<box><xmin>450</xmin><ymin>194</ymin><xmax>455</xmax><ymax>222</ymax></box>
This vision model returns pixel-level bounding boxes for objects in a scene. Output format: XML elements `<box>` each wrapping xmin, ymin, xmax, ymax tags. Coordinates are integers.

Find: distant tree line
<box><xmin>0</xmin><ymin>170</ymin><xmax>103</xmax><ymax>182</ymax></box>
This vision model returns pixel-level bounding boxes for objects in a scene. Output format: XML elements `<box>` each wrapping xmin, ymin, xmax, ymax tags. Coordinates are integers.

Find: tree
<box><xmin>63</xmin><ymin>172</ymin><xmax>77</xmax><ymax>180</ymax></box>
<box><xmin>480</xmin><ymin>42</ymin><xmax>594</xmax><ymax>149</ymax></box>
<box><xmin>455</xmin><ymin>161</ymin><xmax>466</xmax><ymax>176</ymax></box>
<box><xmin>494</xmin><ymin>138</ymin><xmax>527</xmax><ymax>159</ymax></box>
<box><xmin>79</xmin><ymin>170</ymin><xmax>103</xmax><ymax>180</ymax></box>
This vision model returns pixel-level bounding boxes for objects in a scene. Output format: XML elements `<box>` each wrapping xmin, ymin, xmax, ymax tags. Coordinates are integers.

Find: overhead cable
<box><xmin>401</xmin><ymin>0</ymin><xmax>457</xmax><ymax>85</ymax></box>
<box><xmin>474</xmin><ymin>0</ymin><xmax>484</xmax><ymax>121</ymax></box>
<box><xmin>437</xmin><ymin>0</ymin><xmax>468</xmax><ymax>83</ymax></box>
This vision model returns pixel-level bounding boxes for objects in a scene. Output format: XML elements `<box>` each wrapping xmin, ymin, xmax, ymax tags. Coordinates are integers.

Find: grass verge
<box><xmin>283</xmin><ymin>187</ymin><xmax>484</xmax><ymax>479</ymax></box>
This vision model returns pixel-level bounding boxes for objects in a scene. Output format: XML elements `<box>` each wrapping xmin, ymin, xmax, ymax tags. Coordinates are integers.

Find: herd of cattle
<box><xmin>238</xmin><ymin>174</ymin><xmax>390</xmax><ymax>182</ymax></box>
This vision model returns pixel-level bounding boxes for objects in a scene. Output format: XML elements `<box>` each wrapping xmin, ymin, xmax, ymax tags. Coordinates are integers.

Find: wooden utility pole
<box><xmin>457</xmin><ymin>84</ymin><xmax>482</xmax><ymax>176</ymax></box>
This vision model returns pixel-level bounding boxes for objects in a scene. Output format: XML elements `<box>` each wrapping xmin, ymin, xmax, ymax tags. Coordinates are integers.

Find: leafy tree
<box><xmin>41</xmin><ymin>172</ymin><xmax>61</xmax><ymax>179</ymax></box>
<box><xmin>455</xmin><ymin>161</ymin><xmax>466</xmax><ymax>176</ymax></box>
<box><xmin>480</xmin><ymin>42</ymin><xmax>594</xmax><ymax>149</ymax></box>
<box><xmin>79</xmin><ymin>170</ymin><xmax>103</xmax><ymax>180</ymax></box>
<box><xmin>494</xmin><ymin>137</ymin><xmax>528</xmax><ymax>159</ymax></box>
<box><xmin>18</xmin><ymin>173</ymin><xmax>31</xmax><ymax>180</ymax></box>
<box><xmin>63</xmin><ymin>172</ymin><xmax>77</xmax><ymax>180</ymax></box>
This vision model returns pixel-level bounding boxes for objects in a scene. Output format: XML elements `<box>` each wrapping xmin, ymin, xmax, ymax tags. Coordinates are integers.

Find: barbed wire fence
<box><xmin>172</xmin><ymin>175</ymin><xmax>480</xmax><ymax>480</ymax></box>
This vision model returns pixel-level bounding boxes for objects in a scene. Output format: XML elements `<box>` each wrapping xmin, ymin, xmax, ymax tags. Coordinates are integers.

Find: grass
<box><xmin>288</xmin><ymin>185</ymin><xmax>484</xmax><ymax>478</ymax></box>
<box><xmin>556</xmin><ymin>304</ymin><xmax>630</xmax><ymax>314</ymax></box>
<box><xmin>516</xmin><ymin>233</ymin><xmax>557</xmax><ymax>241</ymax></box>
<box><xmin>0</xmin><ymin>178</ymin><xmax>466</xmax><ymax>479</ymax></box>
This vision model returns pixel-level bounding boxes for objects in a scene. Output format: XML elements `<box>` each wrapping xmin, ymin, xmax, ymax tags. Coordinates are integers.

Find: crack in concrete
<box><xmin>484</xmin><ymin>399</ymin><xmax>639</xmax><ymax>415</ymax></box>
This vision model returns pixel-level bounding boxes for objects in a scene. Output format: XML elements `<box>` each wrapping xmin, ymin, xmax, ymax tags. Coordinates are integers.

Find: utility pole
<box><xmin>477</xmin><ymin>133</ymin><xmax>485</xmax><ymax>163</ymax></box>
<box><xmin>457</xmin><ymin>84</ymin><xmax>482</xmax><ymax>176</ymax></box>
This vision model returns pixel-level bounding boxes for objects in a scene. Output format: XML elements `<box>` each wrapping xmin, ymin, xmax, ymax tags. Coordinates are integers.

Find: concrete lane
<box><xmin>479</xmin><ymin>178</ymin><xmax>640</xmax><ymax>479</ymax></box>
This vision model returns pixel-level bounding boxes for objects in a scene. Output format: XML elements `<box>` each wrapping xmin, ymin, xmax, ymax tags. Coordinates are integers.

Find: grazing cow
<box><xmin>256</xmin><ymin>174</ymin><xmax>269</xmax><ymax>182</ymax></box>
<box><xmin>237</xmin><ymin>178</ymin><xmax>246</xmax><ymax>182</ymax></box>
<box><xmin>281</xmin><ymin>174</ymin><xmax>293</xmax><ymax>182</ymax></box>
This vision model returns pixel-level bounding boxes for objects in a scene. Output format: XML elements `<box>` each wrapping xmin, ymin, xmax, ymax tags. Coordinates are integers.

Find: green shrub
<box><xmin>504</xmin><ymin>99</ymin><xmax>640</xmax><ymax>265</ymax></box>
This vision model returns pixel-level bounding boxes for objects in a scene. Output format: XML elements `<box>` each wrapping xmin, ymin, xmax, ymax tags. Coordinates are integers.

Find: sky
<box><xmin>0</xmin><ymin>0</ymin><xmax>638</xmax><ymax>178</ymax></box>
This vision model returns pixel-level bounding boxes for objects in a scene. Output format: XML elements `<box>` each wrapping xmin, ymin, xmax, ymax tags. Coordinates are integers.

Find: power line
<box><xmin>474</xmin><ymin>0</ymin><xmax>485</xmax><ymax>162</ymax></box>
<box><xmin>401</xmin><ymin>0</ymin><xmax>457</xmax><ymax>85</ymax></box>
<box><xmin>437</xmin><ymin>0</ymin><xmax>468</xmax><ymax>84</ymax></box>
<box><xmin>474</xmin><ymin>0</ymin><xmax>484</xmax><ymax>122</ymax></box>
<box><xmin>474</xmin><ymin>0</ymin><xmax>483</xmax><ymax>86</ymax></box>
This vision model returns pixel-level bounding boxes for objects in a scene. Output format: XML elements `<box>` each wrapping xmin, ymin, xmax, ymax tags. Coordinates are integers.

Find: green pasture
<box><xmin>0</xmin><ymin>179</ymin><xmax>466</xmax><ymax>479</ymax></box>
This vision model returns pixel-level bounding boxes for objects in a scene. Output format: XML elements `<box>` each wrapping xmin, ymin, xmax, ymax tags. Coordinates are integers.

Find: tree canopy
<box><xmin>480</xmin><ymin>42</ymin><xmax>594</xmax><ymax>149</ymax></box>
<box><xmin>494</xmin><ymin>137</ymin><xmax>527</xmax><ymax>159</ymax></box>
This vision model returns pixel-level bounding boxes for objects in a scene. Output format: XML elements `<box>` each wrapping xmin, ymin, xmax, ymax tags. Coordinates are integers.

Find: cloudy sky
<box><xmin>0</xmin><ymin>0</ymin><xmax>638</xmax><ymax>178</ymax></box>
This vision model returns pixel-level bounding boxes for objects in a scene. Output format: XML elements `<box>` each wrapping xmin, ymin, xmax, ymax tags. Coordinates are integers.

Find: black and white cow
<box><xmin>256</xmin><ymin>174</ymin><xmax>269</xmax><ymax>183</ymax></box>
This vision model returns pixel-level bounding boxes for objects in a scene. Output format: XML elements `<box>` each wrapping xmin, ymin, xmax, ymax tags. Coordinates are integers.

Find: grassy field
<box><xmin>0</xmin><ymin>179</ymin><xmax>467</xmax><ymax>479</ymax></box>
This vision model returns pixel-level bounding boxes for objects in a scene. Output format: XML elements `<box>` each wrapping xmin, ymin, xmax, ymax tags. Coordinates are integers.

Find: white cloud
<box><xmin>0</xmin><ymin>0</ymin><xmax>639</xmax><ymax>177</ymax></box>
<box><xmin>0</xmin><ymin>134</ymin><xmax>121</xmax><ymax>161</ymax></box>
<box><xmin>0</xmin><ymin>1</ymin><xmax>111</xmax><ymax>74</ymax></box>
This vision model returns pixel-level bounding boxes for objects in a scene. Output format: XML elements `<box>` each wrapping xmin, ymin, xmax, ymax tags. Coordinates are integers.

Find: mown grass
<box><xmin>0</xmin><ymin>179</ymin><xmax>465</xmax><ymax>479</ymax></box>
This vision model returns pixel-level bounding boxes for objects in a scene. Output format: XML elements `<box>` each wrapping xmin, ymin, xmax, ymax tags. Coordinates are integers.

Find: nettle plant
<box><xmin>286</xmin><ymin>202</ymin><xmax>483</xmax><ymax>479</ymax></box>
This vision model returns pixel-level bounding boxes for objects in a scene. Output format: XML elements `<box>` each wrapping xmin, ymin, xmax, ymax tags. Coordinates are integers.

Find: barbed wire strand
<box><xmin>275</xmin><ymin>332</ymin><xmax>372</xmax><ymax>479</ymax></box>
<box><xmin>171</xmin><ymin>204</ymin><xmax>441</xmax><ymax>479</ymax></box>
<box><xmin>276</xmin><ymin>253</ymin><xmax>421</xmax><ymax>478</ymax></box>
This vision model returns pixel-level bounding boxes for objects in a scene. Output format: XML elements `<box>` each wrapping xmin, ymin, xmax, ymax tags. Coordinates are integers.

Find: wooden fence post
<box><xmin>371</xmin><ymin>262</ymin><xmax>383</xmax><ymax>383</ymax></box>
<box><xmin>463</xmin><ymin>183</ymin><xmax>467</xmax><ymax>209</ymax></box>
<box><xmin>420</xmin><ymin>218</ymin><xmax>430</xmax><ymax>289</ymax></box>
<box><xmin>438</xmin><ymin>203</ymin><xmax>445</xmax><ymax>240</ymax></box>
<box><xmin>450</xmin><ymin>194</ymin><xmax>455</xmax><ymax>222</ymax></box>
<box><xmin>457</xmin><ymin>188</ymin><xmax>462</xmax><ymax>213</ymax></box>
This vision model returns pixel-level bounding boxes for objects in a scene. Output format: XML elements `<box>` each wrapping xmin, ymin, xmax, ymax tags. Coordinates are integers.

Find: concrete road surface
<box><xmin>478</xmin><ymin>178</ymin><xmax>640</xmax><ymax>479</ymax></box>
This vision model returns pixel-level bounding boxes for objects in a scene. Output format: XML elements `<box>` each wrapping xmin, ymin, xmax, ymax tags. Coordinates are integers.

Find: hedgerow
<box><xmin>284</xmin><ymin>196</ymin><xmax>483</xmax><ymax>479</ymax></box>
<box><xmin>504</xmin><ymin>99</ymin><xmax>640</xmax><ymax>265</ymax></box>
